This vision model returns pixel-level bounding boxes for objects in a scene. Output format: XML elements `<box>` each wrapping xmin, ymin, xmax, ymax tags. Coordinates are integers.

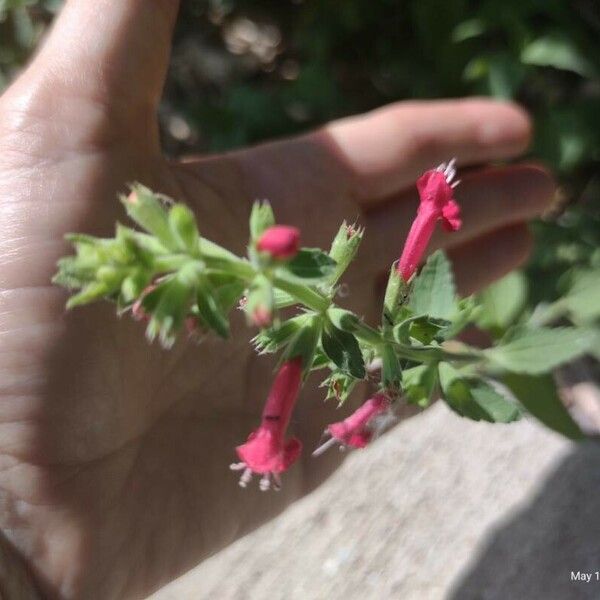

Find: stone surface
<box><xmin>152</xmin><ymin>403</ymin><xmax>600</xmax><ymax>600</ymax></box>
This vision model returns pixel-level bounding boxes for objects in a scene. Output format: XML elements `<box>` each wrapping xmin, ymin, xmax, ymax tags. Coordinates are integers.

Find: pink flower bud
<box><xmin>230</xmin><ymin>357</ymin><xmax>304</xmax><ymax>491</ymax></box>
<box><xmin>313</xmin><ymin>394</ymin><xmax>391</xmax><ymax>455</ymax></box>
<box><xmin>398</xmin><ymin>159</ymin><xmax>462</xmax><ymax>281</ymax></box>
<box><xmin>256</xmin><ymin>225</ymin><xmax>300</xmax><ymax>260</ymax></box>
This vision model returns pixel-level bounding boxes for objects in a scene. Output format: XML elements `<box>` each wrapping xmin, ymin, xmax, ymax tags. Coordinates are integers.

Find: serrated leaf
<box><xmin>439</xmin><ymin>363</ymin><xmax>521</xmax><ymax>423</ymax></box>
<box><xmin>409</xmin><ymin>251</ymin><xmax>456</xmax><ymax>320</ymax></box>
<box><xmin>321</xmin><ymin>326</ymin><xmax>365</xmax><ymax>379</ymax></box>
<box><xmin>485</xmin><ymin>326</ymin><xmax>594</xmax><ymax>374</ymax></box>
<box><xmin>278</xmin><ymin>248</ymin><xmax>337</xmax><ymax>283</ymax></box>
<box><xmin>476</xmin><ymin>270</ymin><xmax>528</xmax><ymax>332</ymax></box>
<box><xmin>503</xmin><ymin>373</ymin><xmax>584</xmax><ymax>441</ymax></box>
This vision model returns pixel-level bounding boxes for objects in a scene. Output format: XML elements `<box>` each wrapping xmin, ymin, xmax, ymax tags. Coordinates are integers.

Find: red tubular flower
<box><xmin>256</xmin><ymin>225</ymin><xmax>300</xmax><ymax>260</ymax></box>
<box><xmin>313</xmin><ymin>394</ymin><xmax>391</xmax><ymax>456</ymax></box>
<box><xmin>398</xmin><ymin>159</ymin><xmax>462</xmax><ymax>281</ymax></box>
<box><xmin>230</xmin><ymin>357</ymin><xmax>303</xmax><ymax>491</ymax></box>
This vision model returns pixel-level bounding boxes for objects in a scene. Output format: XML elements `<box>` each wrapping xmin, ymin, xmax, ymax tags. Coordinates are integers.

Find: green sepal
<box><xmin>320</xmin><ymin>370</ymin><xmax>358</xmax><ymax>406</ymax></box>
<box><xmin>245</xmin><ymin>274</ymin><xmax>274</xmax><ymax>327</ymax></box>
<box><xmin>252</xmin><ymin>313</ymin><xmax>312</xmax><ymax>354</ymax></box>
<box><xmin>121</xmin><ymin>184</ymin><xmax>177</xmax><ymax>250</ymax></box>
<box><xmin>383</xmin><ymin>265</ymin><xmax>410</xmax><ymax>328</ymax></box>
<box><xmin>280</xmin><ymin>315</ymin><xmax>323</xmax><ymax>374</ymax></box>
<box><xmin>143</xmin><ymin>274</ymin><xmax>195</xmax><ymax>348</ymax></box>
<box><xmin>249</xmin><ymin>200</ymin><xmax>275</xmax><ymax>240</ymax></box>
<box><xmin>328</xmin><ymin>221</ymin><xmax>364</xmax><ymax>285</ymax></box>
<box><xmin>168</xmin><ymin>204</ymin><xmax>200</xmax><ymax>255</ymax></box>
<box><xmin>196</xmin><ymin>277</ymin><xmax>230</xmax><ymax>338</ymax></box>
<box><xmin>381</xmin><ymin>343</ymin><xmax>402</xmax><ymax>395</ymax></box>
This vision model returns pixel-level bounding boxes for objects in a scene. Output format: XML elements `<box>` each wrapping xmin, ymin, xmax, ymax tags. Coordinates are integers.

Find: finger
<box><xmin>322</xmin><ymin>98</ymin><xmax>532</xmax><ymax>201</ymax></box>
<box><xmin>22</xmin><ymin>0</ymin><xmax>179</xmax><ymax>112</ymax></box>
<box><xmin>362</xmin><ymin>164</ymin><xmax>554</xmax><ymax>270</ymax></box>
<box><xmin>448</xmin><ymin>224</ymin><xmax>533</xmax><ymax>295</ymax></box>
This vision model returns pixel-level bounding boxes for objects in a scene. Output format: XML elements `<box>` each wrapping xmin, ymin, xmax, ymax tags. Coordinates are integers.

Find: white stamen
<box><xmin>230</xmin><ymin>462</ymin><xmax>247</xmax><ymax>471</ymax></box>
<box><xmin>259</xmin><ymin>475</ymin><xmax>271</xmax><ymax>491</ymax></box>
<box><xmin>272</xmin><ymin>473</ymin><xmax>282</xmax><ymax>491</ymax></box>
<box><xmin>238</xmin><ymin>468</ymin><xmax>253</xmax><ymax>488</ymax></box>
<box><xmin>451</xmin><ymin>179</ymin><xmax>461</xmax><ymax>189</ymax></box>
<box><xmin>312</xmin><ymin>436</ymin><xmax>338</xmax><ymax>457</ymax></box>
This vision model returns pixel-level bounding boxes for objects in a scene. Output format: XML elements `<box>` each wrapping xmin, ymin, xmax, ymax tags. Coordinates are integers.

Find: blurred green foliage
<box><xmin>1</xmin><ymin>0</ymin><xmax>599</xmax><ymax>320</ymax></box>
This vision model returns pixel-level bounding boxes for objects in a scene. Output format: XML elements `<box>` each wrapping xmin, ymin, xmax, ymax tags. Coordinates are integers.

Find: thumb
<box><xmin>18</xmin><ymin>0</ymin><xmax>179</xmax><ymax>116</ymax></box>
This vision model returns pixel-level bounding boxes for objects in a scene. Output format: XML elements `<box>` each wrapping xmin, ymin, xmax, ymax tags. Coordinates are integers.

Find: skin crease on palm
<box><xmin>0</xmin><ymin>0</ymin><xmax>557</xmax><ymax>598</ymax></box>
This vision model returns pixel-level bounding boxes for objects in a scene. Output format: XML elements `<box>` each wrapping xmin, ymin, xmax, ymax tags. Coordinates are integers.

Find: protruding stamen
<box><xmin>312</xmin><ymin>435</ymin><xmax>338</xmax><ymax>457</ymax></box>
<box><xmin>239</xmin><ymin>468</ymin><xmax>253</xmax><ymax>488</ymax></box>
<box><xmin>451</xmin><ymin>179</ymin><xmax>461</xmax><ymax>189</ymax></box>
<box><xmin>272</xmin><ymin>473</ymin><xmax>282</xmax><ymax>491</ymax></box>
<box><xmin>259</xmin><ymin>475</ymin><xmax>271</xmax><ymax>491</ymax></box>
<box><xmin>230</xmin><ymin>462</ymin><xmax>247</xmax><ymax>471</ymax></box>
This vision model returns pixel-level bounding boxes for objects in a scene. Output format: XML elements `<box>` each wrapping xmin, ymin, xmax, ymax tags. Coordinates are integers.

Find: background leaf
<box><xmin>485</xmin><ymin>326</ymin><xmax>594</xmax><ymax>374</ymax></box>
<box><xmin>503</xmin><ymin>373</ymin><xmax>584</xmax><ymax>440</ymax></box>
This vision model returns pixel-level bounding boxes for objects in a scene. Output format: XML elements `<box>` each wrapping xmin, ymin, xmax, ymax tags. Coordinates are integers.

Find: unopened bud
<box><xmin>256</xmin><ymin>225</ymin><xmax>300</xmax><ymax>260</ymax></box>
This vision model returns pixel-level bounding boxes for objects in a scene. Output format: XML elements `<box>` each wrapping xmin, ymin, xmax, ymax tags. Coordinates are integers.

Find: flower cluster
<box><xmin>56</xmin><ymin>158</ymin><xmax>587</xmax><ymax>496</ymax></box>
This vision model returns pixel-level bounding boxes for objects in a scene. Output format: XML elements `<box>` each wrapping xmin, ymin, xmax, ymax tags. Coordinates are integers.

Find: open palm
<box><xmin>0</xmin><ymin>1</ymin><xmax>554</xmax><ymax>598</ymax></box>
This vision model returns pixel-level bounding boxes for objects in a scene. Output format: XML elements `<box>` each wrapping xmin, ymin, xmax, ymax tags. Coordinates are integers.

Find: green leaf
<box><xmin>393</xmin><ymin>314</ymin><xmax>450</xmax><ymax>346</ymax></box>
<box><xmin>476</xmin><ymin>270</ymin><xmax>528</xmax><ymax>333</ymax></box>
<box><xmin>439</xmin><ymin>363</ymin><xmax>521</xmax><ymax>423</ymax></box>
<box><xmin>561</xmin><ymin>268</ymin><xmax>600</xmax><ymax>324</ymax></box>
<box><xmin>327</xmin><ymin>307</ymin><xmax>360</xmax><ymax>332</ymax></box>
<box><xmin>279</xmin><ymin>248</ymin><xmax>337</xmax><ymax>283</ymax></box>
<box><xmin>452</xmin><ymin>18</ymin><xmax>487</xmax><ymax>43</ymax></box>
<box><xmin>522</xmin><ymin>34</ymin><xmax>597</xmax><ymax>79</ymax></box>
<box><xmin>409</xmin><ymin>251</ymin><xmax>456</xmax><ymax>320</ymax></box>
<box><xmin>503</xmin><ymin>373</ymin><xmax>584</xmax><ymax>441</ymax></box>
<box><xmin>485</xmin><ymin>326</ymin><xmax>594</xmax><ymax>374</ymax></box>
<box><xmin>402</xmin><ymin>364</ymin><xmax>438</xmax><ymax>407</ymax></box>
<box><xmin>321</xmin><ymin>325</ymin><xmax>365</xmax><ymax>379</ymax></box>
<box><xmin>196</xmin><ymin>278</ymin><xmax>230</xmax><ymax>338</ymax></box>
<box><xmin>249</xmin><ymin>200</ymin><xmax>275</xmax><ymax>240</ymax></box>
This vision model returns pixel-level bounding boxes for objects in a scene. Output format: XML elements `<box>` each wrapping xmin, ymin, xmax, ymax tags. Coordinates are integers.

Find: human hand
<box><xmin>0</xmin><ymin>1</ymin><xmax>554</xmax><ymax>597</ymax></box>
